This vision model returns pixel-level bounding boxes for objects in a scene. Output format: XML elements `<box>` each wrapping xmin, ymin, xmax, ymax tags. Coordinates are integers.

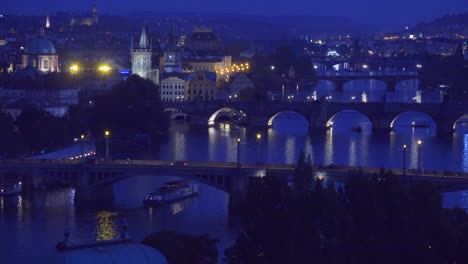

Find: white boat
<box><xmin>143</xmin><ymin>181</ymin><xmax>199</xmax><ymax>206</ymax></box>
<box><xmin>0</xmin><ymin>182</ymin><xmax>22</xmax><ymax>196</ymax></box>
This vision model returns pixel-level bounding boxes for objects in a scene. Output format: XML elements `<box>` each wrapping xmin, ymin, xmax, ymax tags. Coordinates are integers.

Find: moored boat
<box><xmin>143</xmin><ymin>181</ymin><xmax>199</xmax><ymax>206</ymax></box>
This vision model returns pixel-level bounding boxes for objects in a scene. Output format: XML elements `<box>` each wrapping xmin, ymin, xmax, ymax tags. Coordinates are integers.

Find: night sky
<box><xmin>3</xmin><ymin>0</ymin><xmax>468</xmax><ymax>26</ymax></box>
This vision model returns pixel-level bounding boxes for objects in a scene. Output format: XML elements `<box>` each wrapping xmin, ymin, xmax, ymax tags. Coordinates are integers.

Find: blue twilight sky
<box><xmin>3</xmin><ymin>0</ymin><xmax>468</xmax><ymax>26</ymax></box>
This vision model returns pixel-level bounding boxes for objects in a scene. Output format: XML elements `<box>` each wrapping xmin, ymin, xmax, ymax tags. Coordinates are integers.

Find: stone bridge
<box><xmin>1</xmin><ymin>160</ymin><xmax>468</xmax><ymax>202</ymax></box>
<box><xmin>315</xmin><ymin>71</ymin><xmax>419</xmax><ymax>92</ymax></box>
<box><xmin>162</xmin><ymin>101</ymin><xmax>468</xmax><ymax>134</ymax></box>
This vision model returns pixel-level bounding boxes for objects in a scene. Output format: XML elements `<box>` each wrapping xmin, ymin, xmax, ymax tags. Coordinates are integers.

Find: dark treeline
<box><xmin>0</xmin><ymin>75</ymin><xmax>169</xmax><ymax>157</ymax></box>
<box><xmin>418</xmin><ymin>44</ymin><xmax>468</xmax><ymax>102</ymax></box>
<box><xmin>224</xmin><ymin>152</ymin><xmax>468</xmax><ymax>264</ymax></box>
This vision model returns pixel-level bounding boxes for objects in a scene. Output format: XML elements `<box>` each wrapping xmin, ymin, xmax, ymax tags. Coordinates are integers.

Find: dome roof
<box><xmin>186</xmin><ymin>31</ymin><xmax>219</xmax><ymax>43</ymax></box>
<box><xmin>25</xmin><ymin>37</ymin><xmax>56</xmax><ymax>55</ymax></box>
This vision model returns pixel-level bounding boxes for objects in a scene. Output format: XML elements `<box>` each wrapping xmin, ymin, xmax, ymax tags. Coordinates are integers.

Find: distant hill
<box><xmin>411</xmin><ymin>13</ymin><xmax>468</xmax><ymax>37</ymax></box>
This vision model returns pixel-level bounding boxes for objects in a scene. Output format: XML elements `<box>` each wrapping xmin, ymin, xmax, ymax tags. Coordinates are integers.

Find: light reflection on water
<box><xmin>0</xmin><ymin>103</ymin><xmax>467</xmax><ymax>262</ymax></box>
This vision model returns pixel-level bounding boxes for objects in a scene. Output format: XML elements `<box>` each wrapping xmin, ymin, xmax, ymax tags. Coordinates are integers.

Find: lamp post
<box><xmin>104</xmin><ymin>130</ymin><xmax>111</xmax><ymax>160</ymax></box>
<box><xmin>256</xmin><ymin>133</ymin><xmax>262</xmax><ymax>163</ymax></box>
<box><xmin>402</xmin><ymin>144</ymin><xmax>407</xmax><ymax>176</ymax></box>
<box><xmin>417</xmin><ymin>140</ymin><xmax>422</xmax><ymax>171</ymax></box>
<box><xmin>80</xmin><ymin>134</ymin><xmax>85</xmax><ymax>163</ymax></box>
<box><xmin>236</xmin><ymin>138</ymin><xmax>241</xmax><ymax>168</ymax></box>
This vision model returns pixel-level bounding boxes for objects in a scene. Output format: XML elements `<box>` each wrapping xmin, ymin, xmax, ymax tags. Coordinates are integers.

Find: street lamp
<box><xmin>256</xmin><ymin>133</ymin><xmax>262</xmax><ymax>163</ymax></box>
<box><xmin>80</xmin><ymin>134</ymin><xmax>85</xmax><ymax>163</ymax></box>
<box><xmin>236</xmin><ymin>138</ymin><xmax>241</xmax><ymax>168</ymax></box>
<box><xmin>271</xmin><ymin>65</ymin><xmax>275</xmax><ymax>71</ymax></box>
<box><xmin>417</xmin><ymin>140</ymin><xmax>422</xmax><ymax>171</ymax></box>
<box><xmin>402</xmin><ymin>144</ymin><xmax>407</xmax><ymax>176</ymax></box>
<box><xmin>104</xmin><ymin>130</ymin><xmax>111</xmax><ymax>160</ymax></box>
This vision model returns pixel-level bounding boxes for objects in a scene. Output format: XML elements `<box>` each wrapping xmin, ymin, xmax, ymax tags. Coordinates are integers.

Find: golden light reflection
<box><xmin>174</xmin><ymin>132</ymin><xmax>186</xmax><ymax>161</ymax></box>
<box><xmin>324</xmin><ymin>129</ymin><xmax>334</xmax><ymax>165</ymax></box>
<box><xmin>285</xmin><ymin>137</ymin><xmax>295</xmax><ymax>164</ymax></box>
<box><xmin>95</xmin><ymin>211</ymin><xmax>119</xmax><ymax>241</ymax></box>
<box><xmin>463</xmin><ymin>134</ymin><xmax>468</xmax><ymax>172</ymax></box>
<box><xmin>349</xmin><ymin>139</ymin><xmax>356</xmax><ymax>166</ymax></box>
<box><xmin>17</xmin><ymin>195</ymin><xmax>23</xmax><ymax>222</ymax></box>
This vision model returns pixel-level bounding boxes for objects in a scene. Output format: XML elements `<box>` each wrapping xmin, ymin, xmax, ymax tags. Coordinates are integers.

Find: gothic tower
<box><xmin>92</xmin><ymin>5</ymin><xmax>98</xmax><ymax>25</ymax></box>
<box><xmin>131</xmin><ymin>22</ymin><xmax>153</xmax><ymax>80</ymax></box>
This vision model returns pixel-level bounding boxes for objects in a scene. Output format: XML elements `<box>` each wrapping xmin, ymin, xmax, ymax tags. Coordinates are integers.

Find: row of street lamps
<box><xmin>402</xmin><ymin>140</ymin><xmax>423</xmax><ymax>175</ymax></box>
<box><xmin>77</xmin><ymin>130</ymin><xmax>111</xmax><ymax>162</ymax></box>
<box><xmin>236</xmin><ymin>133</ymin><xmax>263</xmax><ymax>168</ymax></box>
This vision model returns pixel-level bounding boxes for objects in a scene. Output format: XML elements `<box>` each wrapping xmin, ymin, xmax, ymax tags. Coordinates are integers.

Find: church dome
<box><xmin>25</xmin><ymin>37</ymin><xmax>56</xmax><ymax>55</ymax></box>
<box><xmin>185</xmin><ymin>29</ymin><xmax>221</xmax><ymax>52</ymax></box>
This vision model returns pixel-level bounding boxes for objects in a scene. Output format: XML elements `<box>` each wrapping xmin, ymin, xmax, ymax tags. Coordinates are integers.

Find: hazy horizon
<box><xmin>3</xmin><ymin>0</ymin><xmax>468</xmax><ymax>28</ymax></box>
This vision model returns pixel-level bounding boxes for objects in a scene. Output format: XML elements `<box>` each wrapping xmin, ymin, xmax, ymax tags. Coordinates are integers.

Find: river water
<box><xmin>1</xmin><ymin>80</ymin><xmax>467</xmax><ymax>263</ymax></box>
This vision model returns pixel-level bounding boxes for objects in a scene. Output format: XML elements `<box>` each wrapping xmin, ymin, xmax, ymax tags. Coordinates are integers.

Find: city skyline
<box><xmin>3</xmin><ymin>0</ymin><xmax>468</xmax><ymax>27</ymax></box>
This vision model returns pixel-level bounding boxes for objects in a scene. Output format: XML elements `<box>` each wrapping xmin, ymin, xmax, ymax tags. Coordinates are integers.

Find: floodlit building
<box><xmin>21</xmin><ymin>29</ymin><xmax>59</xmax><ymax>73</ymax></box>
<box><xmin>185</xmin><ymin>71</ymin><xmax>217</xmax><ymax>101</ymax></box>
<box><xmin>160</xmin><ymin>73</ymin><xmax>186</xmax><ymax>102</ymax></box>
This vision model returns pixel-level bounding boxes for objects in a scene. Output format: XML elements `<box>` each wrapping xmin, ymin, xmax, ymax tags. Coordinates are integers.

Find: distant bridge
<box><xmin>314</xmin><ymin>71</ymin><xmax>419</xmax><ymax>92</ymax></box>
<box><xmin>311</xmin><ymin>56</ymin><xmax>421</xmax><ymax>72</ymax></box>
<box><xmin>1</xmin><ymin>159</ymin><xmax>467</xmax><ymax>202</ymax></box>
<box><xmin>162</xmin><ymin>101</ymin><xmax>468</xmax><ymax>135</ymax></box>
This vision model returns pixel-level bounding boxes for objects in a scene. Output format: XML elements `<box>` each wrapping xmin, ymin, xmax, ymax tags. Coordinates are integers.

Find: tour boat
<box><xmin>411</xmin><ymin>122</ymin><xmax>430</xmax><ymax>128</ymax></box>
<box><xmin>0</xmin><ymin>182</ymin><xmax>22</xmax><ymax>197</ymax></box>
<box><xmin>143</xmin><ymin>181</ymin><xmax>199</xmax><ymax>206</ymax></box>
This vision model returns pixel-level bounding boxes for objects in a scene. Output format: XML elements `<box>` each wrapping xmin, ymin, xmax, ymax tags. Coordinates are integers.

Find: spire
<box><xmin>139</xmin><ymin>21</ymin><xmax>150</xmax><ymax>49</ymax></box>
<box><xmin>45</xmin><ymin>15</ymin><xmax>50</xmax><ymax>28</ymax></box>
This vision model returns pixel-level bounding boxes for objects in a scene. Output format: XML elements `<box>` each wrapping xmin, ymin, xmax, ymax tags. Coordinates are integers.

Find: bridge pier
<box><xmin>334</xmin><ymin>80</ymin><xmax>345</xmax><ymax>92</ymax></box>
<box><xmin>386</xmin><ymin>80</ymin><xmax>397</xmax><ymax>92</ymax></box>
<box><xmin>228</xmin><ymin>169</ymin><xmax>249</xmax><ymax>212</ymax></box>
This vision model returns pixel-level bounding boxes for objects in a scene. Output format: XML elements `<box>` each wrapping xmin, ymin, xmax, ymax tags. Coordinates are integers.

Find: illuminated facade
<box><xmin>21</xmin><ymin>30</ymin><xmax>59</xmax><ymax>73</ymax></box>
<box><xmin>185</xmin><ymin>71</ymin><xmax>217</xmax><ymax>101</ymax></box>
<box><xmin>160</xmin><ymin>73</ymin><xmax>186</xmax><ymax>102</ymax></box>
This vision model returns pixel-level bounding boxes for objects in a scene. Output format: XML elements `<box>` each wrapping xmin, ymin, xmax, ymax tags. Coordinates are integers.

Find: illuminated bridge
<box><xmin>1</xmin><ymin>159</ymin><xmax>467</xmax><ymax>202</ymax></box>
<box><xmin>162</xmin><ymin>101</ymin><xmax>468</xmax><ymax>135</ymax></box>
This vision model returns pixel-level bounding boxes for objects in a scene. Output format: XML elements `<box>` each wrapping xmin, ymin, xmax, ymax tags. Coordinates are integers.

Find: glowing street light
<box><xmin>98</xmin><ymin>64</ymin><xmax>111</xmax><ymax>72</ymax></box>
<box><xmin>69</xmin><ymin>64</ymin><xmax>79</xmax><ymax>73</ymax></box>
<box><xmin>271</xmin><ymin>65</ymin><xmax>275</xmax><ymax>71</ymax></box>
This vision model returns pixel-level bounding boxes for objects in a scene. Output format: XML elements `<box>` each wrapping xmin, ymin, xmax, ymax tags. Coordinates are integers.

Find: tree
<box><xmin>142</xmin><ymin>231</ymin><xmax>218</xmax><ymax>264</ymax></box>
<box><xmin>87</xmin><ymin>75</ymin><xmax>169</xmax><ymax>139</ymax></box>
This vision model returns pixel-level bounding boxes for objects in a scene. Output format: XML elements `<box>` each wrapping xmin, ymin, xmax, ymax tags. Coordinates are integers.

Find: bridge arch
<box><xmin>453</xmin><ymin>114</ymin><xmax>468</xmax><ymax>132</ymax></box>
<box><xmin>268</xmin><ymin>110</ymin><xmax>309</xmax><ymax>128</ymax></box>
<box><xmin>390</xmin><ymin>110</ymin><xmax>437</xmax><ymax>130</ymax></box>
<box><xmin>164</xmin><ymin>108</ymin><xmax>189</xmax><ymax>121</ymax></box>
<box><xmin>395</xmin><ymin>78</ymin><xmax>420</xmax><ymax>90</ymax></box>
<box><xmin>342</xmin><ymin>78</ymin><xmax>387</xmax><ymax>91</ymax></box>
<box><xmin>326</xmin><ymin>109</ymin><xmax>373</xmax><ymax>130</ymax></box>
<box><xmin>208</xmin><ymin>107</ymin><xmax>248</xmax><ymax>126</ymax></box>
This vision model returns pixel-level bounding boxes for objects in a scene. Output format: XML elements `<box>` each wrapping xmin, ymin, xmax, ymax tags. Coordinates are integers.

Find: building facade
<box><xmin>185</xmin><ymin>71</ymin><xmax>217</xmax><ymax>101</ymax></box>
<box><xmin>160</xmin><ymin>73</ymin><xmax>186</xmax><ymax>102</ymax></box>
